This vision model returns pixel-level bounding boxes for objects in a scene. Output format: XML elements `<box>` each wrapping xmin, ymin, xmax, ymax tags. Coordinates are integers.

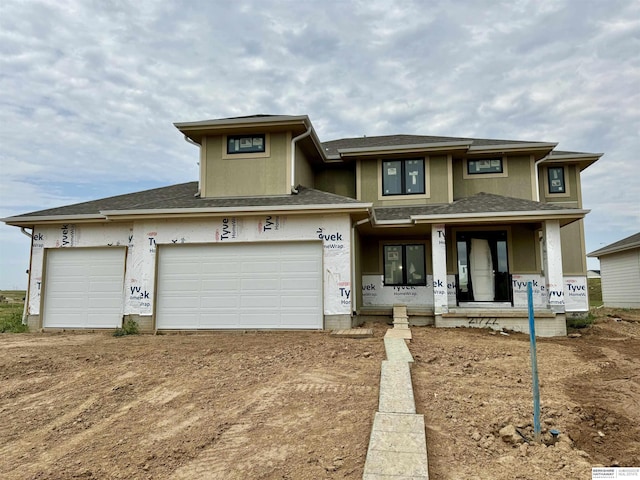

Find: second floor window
<box><xmin>382</xmin><ymin>159</ymin><xmax>425</xmax><ymax>195</ymax></box>
<box><xmin>548</xmin><ymin>166</ymin><xmax>566</xmax><ymax>194</ymax></box>
<box><xmin>467</xmin><ymin>158</ymin><xmax>503</xmax><ymax>175</ymax></box>
<box><xmin>227</xmin><ymin>134</ymin><xmax>266</xmax><ymax>154</ymax></box>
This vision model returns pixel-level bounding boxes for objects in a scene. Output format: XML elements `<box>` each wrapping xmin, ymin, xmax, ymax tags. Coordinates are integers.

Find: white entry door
<box><xmin>43</xmin><ymin>248</ymin><xmax>126</xmax><ymax>328</ymax></box>
<box><xmin>470</xmin><ymin>238</ymin><xmax>495</xmax><ymax>301</ymax></box>
<box><xmin>156</xmin><ymin>242</ymin><xmax>323</xmax><ymax>329</ymax></box>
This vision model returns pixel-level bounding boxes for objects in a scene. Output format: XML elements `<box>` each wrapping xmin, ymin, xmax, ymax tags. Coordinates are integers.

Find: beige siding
<box><xmin>294</xmin><ymin>144</ymin><xmax>314</xmax><ymax>188</ymax></box>
<box><xmin>314</xmin><ymin>168</ymin><xmax>356</xmax><ymax>198</ymax></box>
<box><xmin>560</xmin><ymin>220</ymin><xmax>587</xmax><ymax>275</ymax></box>
<box><xmin>429</xmin><ymin>155</ymin><xmax>450</xmax><ymax>203</ymax></box>
<box><xmin>453</xmin><ymin>155</ymin><xmax>533</xmax><ymax>200</ymax></box>
<box><xmin>510</xmin><ymin>224</ymin><xmax>538</xmax><ymax>272</ymax></box>
<box><xmin>540</xmin><ymin>164</ymin><xmax>580</xmax><ymax>203</ymax></box>
<box><xmin>600</xmin><ymin>249</ymin><xmax>640</xmax><ymax>308</ymax></box>
<box><xmin>203</xmin><ymin>133</ymin><xmax>289</xmax><ymax>197</ymax></box>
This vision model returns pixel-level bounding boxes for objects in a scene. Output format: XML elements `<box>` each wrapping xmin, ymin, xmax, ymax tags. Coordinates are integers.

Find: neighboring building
<box><xmin>588</xmin><ymin>233</ymin><xmax>640</xmax><ymax>308</ymax></box>
<box><xmin>3</xmin><ymin>114</ymin><xmax>602</xmax><ymax>336</ymax></box>
<box><xmin>587</xmin><ymin>270</ymin><xmax>601</xmax><ymax>279</ymax></box>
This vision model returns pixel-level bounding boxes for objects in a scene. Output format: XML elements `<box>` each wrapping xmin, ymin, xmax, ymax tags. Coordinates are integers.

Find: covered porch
<box><xmin>352</xmin><ymin>193</ymin><xmax>589</xmax><ymax>336</ymax></box>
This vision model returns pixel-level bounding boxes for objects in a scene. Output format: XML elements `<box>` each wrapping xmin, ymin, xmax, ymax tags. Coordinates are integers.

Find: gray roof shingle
<box><xmin>6</xmin><ymin>183</ymin><xmax>366</xmax><ymax>221</ymax></box>
<box><xmin>321</xmin><ymin>134</ymin><xmax>547</xmax><ymax>157</ymax></box>
<box><xmin>588</xmin><ymin>232</ymin><xmax>640</xmax><ymax>257</ymax></box>
<box><xmin>374</xmin><ymin>192</ymin><xmax>571</xmax><ymax>222</ymax></box>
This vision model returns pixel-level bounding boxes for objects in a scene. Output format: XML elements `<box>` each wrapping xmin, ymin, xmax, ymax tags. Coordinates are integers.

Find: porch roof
<box><xmin>371</xmin><ymin>192</ymin><xmax>589</xmax><ymax>226</ymax></box>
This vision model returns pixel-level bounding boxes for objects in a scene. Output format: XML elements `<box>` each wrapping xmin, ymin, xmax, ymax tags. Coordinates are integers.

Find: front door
<box><xmin>456</xmin><ymin>231</ymin><xmax>511</xmax><ymax>303</ymax></box>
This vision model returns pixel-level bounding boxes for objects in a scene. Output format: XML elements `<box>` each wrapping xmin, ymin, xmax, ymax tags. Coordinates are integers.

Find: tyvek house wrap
<box><xmin>28</xmin><ymin>214</ymin><xmax>352</xmax><ymax>318</ymax></box>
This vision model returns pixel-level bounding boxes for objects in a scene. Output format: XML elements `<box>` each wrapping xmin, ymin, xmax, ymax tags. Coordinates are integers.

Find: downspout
<box><xmin>351</xmin><ymin>218</ymin><xmax>371</xmax><ymax>316</ymax></box>
<box><xmin>20</xmin><ymin>227</ymin><xmax>33</xmax><ymax>324</ymax></box>
<box><xmin>534</xmin><ymin>155</ymin><xmax>550</xmax><ymax>202</ymax></box>
<box><xmin>290</xmin><ymin>126</ymin><xmax>312</xmax><ymax>194</ymax></box>
<box><xmin>184</xmin><ymin>135</ymin><xmax>202</xmax><ymax>197</ymax></box>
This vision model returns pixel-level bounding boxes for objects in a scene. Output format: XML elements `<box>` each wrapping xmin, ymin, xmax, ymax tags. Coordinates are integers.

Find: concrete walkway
<box><xmin>363</xmin><ymin>308</ymin><xmax>429</xmax><ymax>479</ymax></box>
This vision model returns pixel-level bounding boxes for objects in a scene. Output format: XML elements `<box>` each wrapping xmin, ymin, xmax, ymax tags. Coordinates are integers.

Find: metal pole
<box><xmin>528</xmin><ymin>281</ymin><xmax>541</xmax><ymax>441</ymax></box>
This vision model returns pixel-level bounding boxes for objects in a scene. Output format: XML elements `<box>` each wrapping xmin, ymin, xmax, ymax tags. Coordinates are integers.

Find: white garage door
<box><xmin>156</xmin><ymin>242</ymin><xmax>323</xmax><ymax>329</ymax></box>
<box><xmin>43</xmin><ymin>248</ymin><xmax>126</xmax><ymax>328</ymax></box>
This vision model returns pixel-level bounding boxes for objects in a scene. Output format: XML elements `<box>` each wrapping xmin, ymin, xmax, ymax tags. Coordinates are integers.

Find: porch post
<box><xmin>543</xmin><ymin>220</ymin><xmax>565</xmax><ymax>313</ymax></box>
<box><xmin>431</xmin><ymin>224</ymin><xmax>448</xmax><ymax>316</ymax></box>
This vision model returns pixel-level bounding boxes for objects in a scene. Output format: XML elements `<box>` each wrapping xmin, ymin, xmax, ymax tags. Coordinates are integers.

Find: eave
<box><xmin>100</xmin><ymin>203</ymin><xmax>372</xmax><ymax>220</ymax></box>
<box><xmin>410</xmin><ymin>209</ymin><xmax>589</xmax><ymax>227</ymax></box>
<box><xmin>336</xmin><ymin>141</ymin><xmax>473</xmax><ymax>158</ymax></box>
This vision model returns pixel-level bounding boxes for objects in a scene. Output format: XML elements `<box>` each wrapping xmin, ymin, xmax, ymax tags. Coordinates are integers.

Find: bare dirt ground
<box><xmin>1</xmin><ymin>308</ymin><xmax>639</xmax><ymax>479</ymax></box>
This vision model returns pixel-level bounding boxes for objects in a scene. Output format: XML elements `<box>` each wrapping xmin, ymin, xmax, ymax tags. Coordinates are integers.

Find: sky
<box><xmin>1</xmin><ymin>0</ymin><xmax>639</xmax><ymax>289</ymax></box>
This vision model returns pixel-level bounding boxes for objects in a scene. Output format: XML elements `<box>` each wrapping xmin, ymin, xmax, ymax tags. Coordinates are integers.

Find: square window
<box><xmin>384</xmin><ymin>244</ymin><xmax>426</xmax><ymax>286</ymax></box>
<box><xmin>548</xmin><ymin>166</ymin><xmax>565</xmax><ymax>194</ymax></box>
<box><xmin>227</xmin><ymin>134</ymin><xmax>266</xmax><ymax>154</ymax></box>
<box><xmin>467</xmin><ymin>158</ymin><xmax>503</xmax><ymax>175</ymax></box>
<box><xmin>382</xmin><ymin>159</ymin><xmax>425</xmax><ymax>195</ymax></box>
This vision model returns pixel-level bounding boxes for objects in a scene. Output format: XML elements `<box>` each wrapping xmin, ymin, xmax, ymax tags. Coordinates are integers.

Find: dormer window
<box><xmin>227</xmin><ymin>134</ymin><xmax>266</xmax><ymax>154</ymax></box>
<box><xmin>382</xmin><ymin>159</ymin><xmax>425</xmax><ymax>195</ymax></box>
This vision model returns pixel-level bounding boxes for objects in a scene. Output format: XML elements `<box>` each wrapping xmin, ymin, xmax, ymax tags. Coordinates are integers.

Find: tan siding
<box><xmin>429</xmin><ymin>155</ymin><xmax>450</xmax><ymax>203</ymax></box>
<box><xmin>203</xmin><ymin>132</ymin><xmax>289</xmax><ymax>197</ymax></box>
<box><xmin>294</xmin><ymin>143</ymin><xmax>314</xmax><ymax>188</ymax></box>
<box><xmin>560</xmin><ymin>220</ymin><xmax>587</xmax><ymax>275</ymax></box>
<box><xmin>453</xmin><ymin>155</ymin><xmax>533</xmax><ymax>200</ymax></box>
<box><xmin>314</xmin><ymin>168</ymin><xmax>356</xmax><ymax>198</ymax></box>
<box><xmin>510</xmin><ymin>224</ymin><xmax>538</xmax><ymax>272</ymax></box>
<box><xmin>600</xmin><ymin>249</ymin><xmax>640</xmax><ymax>308</ymax></box>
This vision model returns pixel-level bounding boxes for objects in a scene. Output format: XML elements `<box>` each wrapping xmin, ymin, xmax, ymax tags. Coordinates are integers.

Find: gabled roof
<box><xmin>372</xmin><ymin>192</ymin><xmax>588</xmax><ymax>226</ymax></box>
<box><xmin>588</xmin><ymin>232</ymin><xmax>640</xmax><ymax>257</ymax></box>
<box><xmin>2</xmin><ymin>183</ymin><xmax>370</xmax><ymax>226</ymax></box>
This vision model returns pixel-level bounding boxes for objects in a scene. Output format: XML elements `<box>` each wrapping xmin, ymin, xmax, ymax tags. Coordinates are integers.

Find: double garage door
<box><xmin>156</xmin><ymin>242</ymin><xmax>323</xmax><ymax>329</ymax></box>
<box><xmin>42</xmin><ymin>242</ymin><xmax>323</xmax><ymax>329</ymax></box>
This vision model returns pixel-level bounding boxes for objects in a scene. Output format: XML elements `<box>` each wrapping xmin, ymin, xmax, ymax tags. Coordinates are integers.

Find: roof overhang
<box><xmin>174</xmin><ymin>114</ymin><xmax>328</xmax><ymax>164</ymax></box>
<box><xmin>546</xmin><ymin>152</ymin><xmax>603</xmax><ymax>171</ymax></box>
<box><xmin>3</xmin><ymin>203</ymin><xmax>373</xmax><ymax>227</ymax></box>
<box><xmin>468</xmin><ymin>142</ymin><xmax>557</xmax><ymax>155</ymax></box>
<box><xmin>100</xmin><ymin>203</ymin><xmax>372</xmax><ymax>221</ymax></box>
<box><xmin>336</xmin><ymin>141</ymin><xmax>473</xmax><ymax>158</ymax></box>
<box><xmin>2</xmin><ymin>214</ymin><xmax>107</xmax><ymax>227</ymax></box>
<box><xmin>366</xmin><ymin>209</ymin><xmax>589</xmax><ymax>229</ymax></box>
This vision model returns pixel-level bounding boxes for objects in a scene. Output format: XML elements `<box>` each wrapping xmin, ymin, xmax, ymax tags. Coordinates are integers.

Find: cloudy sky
<box><xmin>1</xmin><ymin>0</ymin><xmax>639</xmax><ymax>288</ymax></box>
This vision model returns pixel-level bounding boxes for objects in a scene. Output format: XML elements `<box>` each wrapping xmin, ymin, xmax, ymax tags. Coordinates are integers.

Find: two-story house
<box><xmin>3</xmin><ymin>114</ymin><xmax>601</xmax><ymax>336</ymax></box>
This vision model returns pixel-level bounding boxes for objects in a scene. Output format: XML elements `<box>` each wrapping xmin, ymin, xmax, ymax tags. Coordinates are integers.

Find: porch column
<box><xmin>543</xmin><ymin>220</ymin><xmax>565</xmax><ymax>313</ymax></box>
<box><xmin>431</xmin><ymin>224</ymin><xmax>448</xmax><ymax>315</ymax></box>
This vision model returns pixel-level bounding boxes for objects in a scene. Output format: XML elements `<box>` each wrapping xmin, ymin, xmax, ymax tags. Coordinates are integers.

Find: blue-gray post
<box><xmin>528</xmin><ymin>281</ymin><xmax>541</xmax><ymax>440</ymax></box>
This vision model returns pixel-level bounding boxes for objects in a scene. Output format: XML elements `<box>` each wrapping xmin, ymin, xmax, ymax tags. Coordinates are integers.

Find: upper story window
<box><xmin>382</xmin><ymin>159</ymin><xmax>425</xmax><ymax>195</ymax></box>
<box><xmin>547</xmin><ymin>166</ymin><xmax>565</xmax><ymax>194</ymax></box>
<box><xmin>383</xmin><ymin>244</ymin><xmax>426</xmax><ymax>286</ymax></box>
<box><xmin>227</xmin><ymin>134</ymin><xmax>266</xmax><ymax>154</ymax></box>
<box><xmin>467</xmin><ymin>158</ymin><xmax>503</xmax><ymax>175</ymax></box>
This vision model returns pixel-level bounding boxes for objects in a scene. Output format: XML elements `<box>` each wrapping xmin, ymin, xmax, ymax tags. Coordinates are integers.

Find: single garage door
<box><xmin>156</xmin><ymin>242</ymin><xmax>323</xmax><ymax>329</ymax></box>
<box><xmin>43</xmin><ymin>248</ymin><xmax>126</xmax><ymax>328</ymax></box>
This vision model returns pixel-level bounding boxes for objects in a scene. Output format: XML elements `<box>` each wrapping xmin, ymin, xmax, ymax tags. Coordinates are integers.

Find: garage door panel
<box><xmin>239</xmin><ymin>295</ymin><xmax>281</xmax><ymax>308</ymax></box>
<box><xmin>156</xmin><ymin>242</ymin><xmax>322</xmax><ymax>329</ymax></box>
<box><xmin>43</xmin><ymin>248</ymin><xmax>125</xmax><ymax>329</ymax></box>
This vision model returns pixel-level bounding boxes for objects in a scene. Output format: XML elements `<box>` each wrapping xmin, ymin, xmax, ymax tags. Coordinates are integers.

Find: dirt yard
<box><xmin>1</xmin><ymin>308</ymin><xmax>639</xmax><ymax>479</ymax></box>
